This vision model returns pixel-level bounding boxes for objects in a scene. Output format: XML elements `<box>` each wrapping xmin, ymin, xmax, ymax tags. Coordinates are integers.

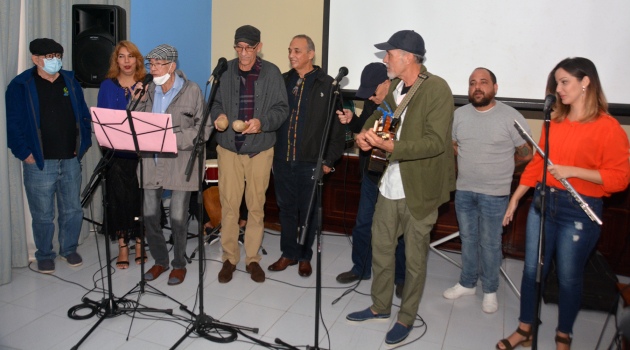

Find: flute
<box><xmin>513</xmin><ymin>120</ymin><xmax>602</xmax><ymax>225</ymax></box>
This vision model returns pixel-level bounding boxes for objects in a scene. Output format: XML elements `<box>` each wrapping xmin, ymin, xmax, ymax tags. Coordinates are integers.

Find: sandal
<box><xmin>116</xmin><ymin>244</ymin><xmax>129</xmax><ymax>269</ymax></box>
<box><xmin>555</xmin><ymin>334</ymin><xmax>572</xmax><ymax>349</ymax></box>
<box><xmin>135</xmin><ymin>239</ymin><xmax>147</xmax><ymax>264</ymax></box>
<box><xmin>496</xmin><ymin>327</ymin><xmax>532</xmax><ymax>349</ymax></box>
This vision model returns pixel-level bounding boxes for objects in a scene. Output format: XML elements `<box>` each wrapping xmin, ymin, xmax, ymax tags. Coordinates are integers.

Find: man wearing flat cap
<box><xmin>6</xmin><ymin>38</ymin><xmax>92</xmax><ymax>274</ymax></box>
<box><xmin>335</xmin><ymin>63</ymin><xmax>406</xmax><ymax>296</ymax></box>
<box><xmin>346</xmin><ymin>30</ymin><xmax>455</xmax><ymax>346</ymax></box>
<box><xmin>211</xmin><ymin>25</ymin><xmax>288</xmax><ymax>283</ymax></box>
<box><xmin>139</xmin><ymin>44</ymin><xmax>209</xmax><ymax>286</ymax></box>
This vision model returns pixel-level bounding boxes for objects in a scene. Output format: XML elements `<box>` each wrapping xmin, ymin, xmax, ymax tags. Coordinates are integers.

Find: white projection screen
<box><xmin>326</xmin><ymin>0</ymin><xmax>630</xmax><ymax>107</ymax></box>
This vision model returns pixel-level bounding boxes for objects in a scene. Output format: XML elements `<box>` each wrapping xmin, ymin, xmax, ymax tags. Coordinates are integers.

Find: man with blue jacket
<box><xmin>6</xmin><ymin>38</ymin><xmax>92</xmax><ymax>274</ymax></box>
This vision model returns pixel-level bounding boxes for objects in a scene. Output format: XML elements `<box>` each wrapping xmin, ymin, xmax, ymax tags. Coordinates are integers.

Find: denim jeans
<box><xmin>23</xmin><ymin>159</ymin><xmax>83</xmax><ymax>261</ymax></box>
<box><xmin>144</xmin><ymin>188</ymin><xmax>191</xmax><ymax>269</ymax></box>
<box><xmin>455</xmin><ymin>190</ymin><xmax>508</xmax><ymax>293</ymax></box>
<box><xmin>273</xmin><ymin>160</ymin><xmax>319</xmax><ymax>261</ymax></box>
<box><xmin>519</xmin><ymin>185</ymin><xmax>602</xmax><ymax>334</ymax></box>
<box><xmin>351</xmin><ymin>171</ymin><xmax>406</xmax><ymax>284</ymax></box>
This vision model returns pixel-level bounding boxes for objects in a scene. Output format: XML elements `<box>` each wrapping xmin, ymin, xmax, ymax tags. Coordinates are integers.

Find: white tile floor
<box><xmin>0</xmin><ymin>222</ymin><xmax>627</xmax><ymax>350</ymax></box>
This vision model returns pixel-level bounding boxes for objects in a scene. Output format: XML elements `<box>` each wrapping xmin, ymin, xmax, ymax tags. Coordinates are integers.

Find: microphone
<box><xmin>332</xmin><ymin>66</ymin><xmax>349</xmax><ymax>86</ymax></box>
<box><xmin>543</xmin><ymin>93</ymin><xmax>556</xmax><ymax>114</ymax></box>
<box><xmin>207</xmin><ymin>57</ymin><xmax>228</xmax><ymax>85</ymax></box>
<box><xmin>133</xmin><ymin>74</ymin><xmax>153</xmax><ymax>96</ymax></box>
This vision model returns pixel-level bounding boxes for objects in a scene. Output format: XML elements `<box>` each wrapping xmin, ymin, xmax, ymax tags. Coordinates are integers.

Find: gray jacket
<box><xmin>210</xmin><ymin>58</ymin><xmax>288</xmax><ymax>154</ymax></box>
<box><xmin>138</xmin><ymin>70</ymin><xmax>210</xmax><ymax>191</ymax></box>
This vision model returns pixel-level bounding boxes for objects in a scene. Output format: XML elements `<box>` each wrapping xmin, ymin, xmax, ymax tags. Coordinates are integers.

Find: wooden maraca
<box><xmin>232</xmin><ymin>120</ymin><xmax>247</xmax><ymax>133</ymax></box>
<box><xmin>215</xmin><ymin>116</ymin><xmax>229</xmax><ymax>131</ymax></box>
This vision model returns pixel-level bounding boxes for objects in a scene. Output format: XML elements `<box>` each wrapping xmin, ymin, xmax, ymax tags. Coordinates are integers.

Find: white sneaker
<box><xmin>482</xmin><ymin>292</ymin><xmax>498</xmax><ymax>313</ymax></box>
<box><xmin>443</xmin><ymin>283</ymin><xmax>476</xmax><ymax>299</ymax></box>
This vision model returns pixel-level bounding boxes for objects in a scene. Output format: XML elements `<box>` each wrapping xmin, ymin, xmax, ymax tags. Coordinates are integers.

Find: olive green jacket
<box><xmin>363</xmin><ymin>65</ymin><xmax>455</xmax><ymax>220</ymax></box>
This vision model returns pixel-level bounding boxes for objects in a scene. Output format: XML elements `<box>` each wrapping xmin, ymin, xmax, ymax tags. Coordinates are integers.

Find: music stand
<box><xmin>71</xmin><ymin>106</ymin><xmax>183</xmax><ymax>349</ymax></box>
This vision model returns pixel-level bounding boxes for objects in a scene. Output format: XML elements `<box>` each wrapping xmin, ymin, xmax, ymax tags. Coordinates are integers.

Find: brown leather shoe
<box><xmin>298</xmin><ymin>261</ymin><xmax>312</xmax><ymax>277</ymax></box>
<box><xmin>246</xmin><ymin>262</ymin><xmax>265</xmax><ymax>283</ymax></box>
<box><xmin>218</xmin><ymin>260</ymin><xmax>236</xmax><ymax>283</ymax></box>
<box><xmin>144</xmin><ymin>264</ymin><xmax>169</xmax><ymax>281</ymax></box>
<box><xmin>267</xmin><ymin>257</ymin><xmax>298</xmax><ymax>271</ymax></box>
<box><xmin>167</xmin><ymin>268</ymin><xmax>187</xmax><ymax>285</ymax></box>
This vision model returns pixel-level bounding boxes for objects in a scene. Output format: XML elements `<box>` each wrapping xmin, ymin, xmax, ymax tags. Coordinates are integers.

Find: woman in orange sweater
<box><xmin>498</xmin><ymin>57</ymin><xmax>630</xmax><ymax>350</ymax></box>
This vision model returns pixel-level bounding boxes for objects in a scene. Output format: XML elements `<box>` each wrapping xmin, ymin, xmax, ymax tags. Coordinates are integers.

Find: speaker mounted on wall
<box><xmin>72</xmin><ymin>4</ymin><xmax>126</xmax><ymax>88</ymax></box>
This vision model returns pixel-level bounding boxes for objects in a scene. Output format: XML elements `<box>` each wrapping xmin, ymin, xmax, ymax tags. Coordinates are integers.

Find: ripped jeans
<box><xmin>519</xmin><ymin>184</ymin><xmax>602</xmax><ymax>334</ymax></box>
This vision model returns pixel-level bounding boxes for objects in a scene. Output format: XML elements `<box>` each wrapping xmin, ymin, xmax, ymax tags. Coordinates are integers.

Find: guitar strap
<box><xmin>366</xmin><ymin>73</ymin><xmax>429</xmax><ymax>175</ymax></box>
<box><xmin>389</xmin><ymin>73</ymin><xmax>429</xmax><ymax>129</ymax></box>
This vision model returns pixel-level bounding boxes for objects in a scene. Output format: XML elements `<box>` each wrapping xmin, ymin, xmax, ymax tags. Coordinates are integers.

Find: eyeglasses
<box><xmin>39</xmin><ymin>53</ymin><xmax>63</xmax><ymax>59</ymax></box>
<box><xmin>233</xmin><ymin>43</ymin><xmax>259</xmax><ymax>53</ymax></box>
<box><xmin>145</xmin><ymin>62</ymin><xmax>171</xmax><ymax>69</ymax></box>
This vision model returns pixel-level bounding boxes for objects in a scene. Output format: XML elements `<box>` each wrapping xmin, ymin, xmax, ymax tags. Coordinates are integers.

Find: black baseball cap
<box><xmin>374</xmin><ymin>30</ymin><xmax>425</xmax><ymax>56</ymax></box>
<box><xmin>355</xmin><ymin>63</ymin><xmax>388</xmax><ymax>99</ymax></box>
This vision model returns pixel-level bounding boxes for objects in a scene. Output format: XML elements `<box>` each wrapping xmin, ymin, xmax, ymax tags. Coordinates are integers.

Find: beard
<box><xmin>469</xmin><ymin>89</ymin><xmax>495</xmax><ymax>108</ymax></box>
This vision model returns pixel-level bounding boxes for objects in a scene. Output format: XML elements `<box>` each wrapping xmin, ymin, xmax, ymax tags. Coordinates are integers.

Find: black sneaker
<box><xmin>37</xmin><ymin>259</ymin><xmax>55</xmax><ymax>274</ymax></box>
<box><xmin>60</xmin><ymin>252</ymin><xmax>83</xmax><ymax>267</ymax></box>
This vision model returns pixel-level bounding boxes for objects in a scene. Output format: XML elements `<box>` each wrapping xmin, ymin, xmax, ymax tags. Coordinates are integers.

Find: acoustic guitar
<box><xmin>367</xmin><ymin>108</ymin><xmax>398</xmax><ymax>175</ymax></box>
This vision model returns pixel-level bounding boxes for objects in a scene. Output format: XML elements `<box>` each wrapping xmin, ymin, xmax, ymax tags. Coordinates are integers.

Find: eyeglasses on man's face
<box><xmin>39</xmin><ymin>53</ymin><xmax>63</xmax><ymax>59</ymax></box>
<box><xmin>233</xmin><ymin>43</ymin><xmax>259</xmax><ymax>53</ymax></box>
<box><xmin>145</xmin><ymin>61</ymin><xmax>171</xmax><ymax>69</ymax></box>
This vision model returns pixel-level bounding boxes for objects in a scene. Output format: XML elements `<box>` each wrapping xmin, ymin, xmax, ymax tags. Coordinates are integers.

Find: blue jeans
<box><xmin>351</xmin><ymin>172</ymin><xmax>406</xmax><ymax>284</ymax></box>
<box><xmin>144</xmin><ymin>188</ymin><xmax>190</xmax><ymax>269</ymax></box>
<box><xmin>23</xmin><ymin>159</ymin><xmax>83</xmax><ymax>261</ymax></box>
<box><xmin>273</xmin><ymin>160</ymin><xmax>319</xmax><ymax>261</ymax></box>
<box><xmin>455</xmin><ymin>190</ymin><xmax>508</xmax><ymax>293</ymax></box>
<box><xmin>519</xmin><ymin>185</ymin><xmax>602</xmax><ymax>334</ymax></box>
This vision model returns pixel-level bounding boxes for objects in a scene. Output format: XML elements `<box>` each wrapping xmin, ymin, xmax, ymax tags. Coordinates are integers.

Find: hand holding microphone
<box><xmin>132</xmin><ymin>74</ymin><xmax>153</xmax><ymax>99</ymax></box>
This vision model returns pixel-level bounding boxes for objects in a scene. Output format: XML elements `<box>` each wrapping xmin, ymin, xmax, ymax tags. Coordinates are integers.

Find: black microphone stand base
<box><xmin>71</xmin><ymin>294</ymin><xmax>173</xmax><ymax>350</ymax></box>
<box><xmin>170</xmin><ymin>308</ymin><xmax>258</xmax><ymax>349</ymax></box>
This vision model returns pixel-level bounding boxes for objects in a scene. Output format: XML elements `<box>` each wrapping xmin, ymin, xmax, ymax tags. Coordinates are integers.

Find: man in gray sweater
<box><xmin>443</xmin><ymin>67</ymin><xmax>532</xmax><ymax>313</ymax></box>
<box><xmin>211</xmin><ymin>25</ymin><xmax>288</xmax><ymax>283</ymax></box>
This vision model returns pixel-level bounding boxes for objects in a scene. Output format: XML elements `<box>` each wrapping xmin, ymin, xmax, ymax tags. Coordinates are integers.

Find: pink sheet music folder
<box><xmin>90</xmin><ymin>107</ymin><xmax>178</xmax><ymax>154</ymax></box>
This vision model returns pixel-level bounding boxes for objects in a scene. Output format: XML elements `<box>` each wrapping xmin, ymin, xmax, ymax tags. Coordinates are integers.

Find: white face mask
<box><xmin>153</xmin><ymin>63</ymin><xmax>172</xmax><ymax>86</ymax></box>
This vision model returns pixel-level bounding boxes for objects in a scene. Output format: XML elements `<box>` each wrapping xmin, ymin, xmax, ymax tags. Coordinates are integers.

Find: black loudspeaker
<box><xmin>72</xmin><ymin>4</ymin><xmax>126</xmax><ymax>88</ymax></box>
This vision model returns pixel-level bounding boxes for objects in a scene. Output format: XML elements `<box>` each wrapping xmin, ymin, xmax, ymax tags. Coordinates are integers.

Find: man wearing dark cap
<box><xmin>139</xmin><ymin>44</ymin><xmax>209</xmax><ymax>286</ymax></box>
<box><xmin>335</xmin><ymin>63</ymin><xmax>407</xmax><ymax>297</ymax></box>
<box><xmin>211</xmin><ymin>25</ymin><xmax>288</xmax><ymax>283</ymax></box>
<box><xmin>346</xmin><ymin>30</ymin><xmax>455</xmax><ymax>346</ymax></box>
<box><xmin>6</xmin><ymin>38</ymin><xmax>92</xmax><ymax>273</ymax></box>
<box><xmin>266</xmin><ymin>34</ymin><xmax>345</xmax><ymax>278</ymax></box>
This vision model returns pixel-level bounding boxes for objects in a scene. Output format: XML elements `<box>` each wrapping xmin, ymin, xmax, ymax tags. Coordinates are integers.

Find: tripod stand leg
<box><xmin>500</xmin><ymin>266</ymin><xmax>521</xmax><ymax>298</ymax></box>
<box><xmin>430</xmin><ymin>231</ymin><xmax>521</xmax><ymax>299</ymax></box>
<box><xmin>429</xmin><ymin>232</ymin><xmax>463</xmax><ymax>269</ymax></box>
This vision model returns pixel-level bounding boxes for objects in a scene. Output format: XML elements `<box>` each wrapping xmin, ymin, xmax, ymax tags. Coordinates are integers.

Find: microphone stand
<box><xmin>531</xmin><ymin>106</ymin><xmax>552</xmax><ymax>349</ymax></box>
<box><xmin>277</xmin><ymin>77</ymin><xmax>341</xmax><ymax>350</ymax></box>
<box><xmin>171</xmin><ymin>67</ymin><xmax>257</xmax><ymax>349</ymax></box>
